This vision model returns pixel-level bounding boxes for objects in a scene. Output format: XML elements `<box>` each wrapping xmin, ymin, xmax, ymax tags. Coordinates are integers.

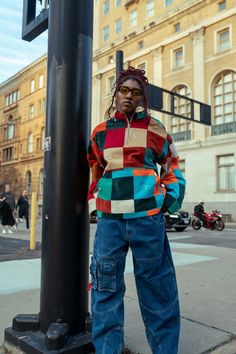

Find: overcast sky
<box><xmin>0</xmin><ymin>0</ymin><xmax>48</xmax><ymax>84</ymax></box>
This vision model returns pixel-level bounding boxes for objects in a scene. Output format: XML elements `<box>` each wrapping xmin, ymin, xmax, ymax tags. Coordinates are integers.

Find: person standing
<box><xmin>0</xmin><ymin>184</ymin><xmax>16</xmax><ymax>234</ymax></box>
<box><xmin>16</xmin><ymin>190</ymin><xmax>30</xmax><ymax>229</ymax></box>
<box><xmin>87</xmin><ymin>66</ymin><xmax>186</xmax><ymax>354</ymax></box>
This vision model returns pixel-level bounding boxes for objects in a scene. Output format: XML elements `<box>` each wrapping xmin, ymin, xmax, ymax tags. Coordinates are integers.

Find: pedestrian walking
<box><xmin>16</xmin><ymin>190</ymin><xmax>30</xmax><ymax>229</ymax></box>
<box><xmin>0</xmin><ymin>184</ymin><xmax>16</xmax><ymax>234</ymax></box>
<box><xmin>87</xmin><ymin>66</ymin><xmax>186</xmax><ymax>354</ymax></box>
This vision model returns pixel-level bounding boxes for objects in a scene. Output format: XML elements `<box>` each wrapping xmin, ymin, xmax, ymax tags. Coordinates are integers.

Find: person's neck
<box><xmin>121</xmin><ymin>111</ymin><xmax>135</xmax><ymax>121</ymax></box>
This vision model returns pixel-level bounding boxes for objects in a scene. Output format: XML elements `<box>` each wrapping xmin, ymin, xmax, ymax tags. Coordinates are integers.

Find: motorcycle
<box><xmin>192</xmin><ymin>210</ymin><xmax>225</xmax><ymax>231</ymax></box>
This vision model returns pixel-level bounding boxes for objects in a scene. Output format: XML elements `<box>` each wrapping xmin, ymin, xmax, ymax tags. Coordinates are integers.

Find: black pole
<box><xmin>5</xmin><ymin>0</ymin><xmax>94</xmax><ymax>352</ymax></box>
<box><xmin>41</xmin><ymin>0</ymin><xmax>92</xmax><ymax>334</ymax></box>
<box><xmin>116</xmin><ymin>50</ymin><xmax>124</xmax><ymax>79</ymax></box>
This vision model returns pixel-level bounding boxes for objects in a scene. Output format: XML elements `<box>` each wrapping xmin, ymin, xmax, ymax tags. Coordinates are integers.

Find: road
<box><xmin>0</xmin><ymin>222</ymin><xmax>235</xmax><ymax>262</ymax></box>
<box><xmin>90</xmin><ymin>223</ymin><xmax>236</xmax><ymax>250</ymax></box>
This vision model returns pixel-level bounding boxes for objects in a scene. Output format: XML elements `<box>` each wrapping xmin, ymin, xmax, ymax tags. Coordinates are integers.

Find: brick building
<box><xmin>0</xmin><ymin>55</ymin><xmax>46</xmax><ymax>207</ymax></box>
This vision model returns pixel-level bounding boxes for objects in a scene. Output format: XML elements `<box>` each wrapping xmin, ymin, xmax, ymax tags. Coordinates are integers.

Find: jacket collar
<box><xmin>114</xmin><ymin>110</ymin><xmax>147</xmax><ymax>120</ymax></box>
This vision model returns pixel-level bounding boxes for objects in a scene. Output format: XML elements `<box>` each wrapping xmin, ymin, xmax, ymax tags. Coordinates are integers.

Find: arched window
<box><xmin>170</xmin><ymin>85</ymin><xmax>192</xmax><ymax>133</ymax></box>
<box><xmin>213</xmin><ymin>70</ymin><xmax>236</xmax><ymax>125</ymax></box>
<box><xmin>28</xmin><ymin>133</ymin><xmax>33</xmax><ymax>153</ymax></box>
<box><xmin>26</xmin><ymin>171</ymin><xmax>32</xmax><ymax>192</ymax></box>
<box><xmin>39</xmin><ymin>169</ymin><xmax>44</xmax><ymax>195</ymax></box>
<box><xmin>7</xmin><ymin>116</ymin><xmax>14</xmax><ymax>140</ymax></box>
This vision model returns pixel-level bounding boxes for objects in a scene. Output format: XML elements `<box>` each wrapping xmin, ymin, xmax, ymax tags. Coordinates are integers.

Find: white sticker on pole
<box><xmin>44</xmin><ymin>136</ymin><xmax>51</xmax><ymax>151</ymax></box>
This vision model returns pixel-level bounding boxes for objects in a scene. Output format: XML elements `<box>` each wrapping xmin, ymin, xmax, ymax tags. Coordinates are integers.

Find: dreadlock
<box><xmin>106</xmin><ymin>66</ymin><xmax>149</xmax><ymax>118</ymax></box>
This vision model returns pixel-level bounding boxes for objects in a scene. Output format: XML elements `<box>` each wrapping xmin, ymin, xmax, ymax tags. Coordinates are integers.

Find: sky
<box><xmin>0</xmin><ymin>0</ymin><xmax>48</xmax><ymax>84</ymax></box>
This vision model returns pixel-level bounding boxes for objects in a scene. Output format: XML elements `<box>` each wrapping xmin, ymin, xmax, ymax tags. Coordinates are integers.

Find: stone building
<box><xmin>0</xmin><ymin>55</ymin><xmax>46</xmax><ymax>208</ymax></box>
<box><xmin>0</xmin><ymin>0</ymin><xmax>235</xmax><ymax>219</ymax></box>
<box><xmin>92</xmin><ymin>0</ymin><xmax>236</xmax><ymax>220</ymax></box>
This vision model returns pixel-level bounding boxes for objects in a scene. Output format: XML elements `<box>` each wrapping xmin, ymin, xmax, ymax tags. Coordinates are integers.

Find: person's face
<box><xmin>5</xmin><ymin>185</ymin><xmax>10</xmax><ymax>192</ymax></box>
<box><xmin>23</xmin><ymin>190</ymin><xmax>27</xmax><ymax>196</ymax></box>
<box><xmin>116</xmin><ymin>79</ymin><xmax>143</xmax><ymax>116</ymax></box>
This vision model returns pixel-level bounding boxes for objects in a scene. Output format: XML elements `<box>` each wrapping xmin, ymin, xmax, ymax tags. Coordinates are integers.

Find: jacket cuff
<box><xmin>89</xmin><ymin>198</ymin><xmax>96</xmax><ymax>214</ymax></box>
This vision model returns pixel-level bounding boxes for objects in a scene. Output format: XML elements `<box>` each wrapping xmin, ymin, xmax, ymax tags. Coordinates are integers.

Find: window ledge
<box><xmin>3</xmin><ymin>103</ymin><xmax>18</xmax><ymax>113</ymax></box>
<box><xmin>124</xmin><ymin>0</ymin><xmax>139</xmax><ymax>9</ymax></box>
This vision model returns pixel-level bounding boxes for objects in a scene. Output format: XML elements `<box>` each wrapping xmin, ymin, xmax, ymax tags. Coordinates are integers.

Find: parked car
<box><xmin>90</xmin><ymin>210</ymin><xmax>191</xmax><ymax>231</ymax></box>
<box><xmin>164</xmin><ymin>210</ymin><xmax>191</xmax><ymax>231</ymax></box>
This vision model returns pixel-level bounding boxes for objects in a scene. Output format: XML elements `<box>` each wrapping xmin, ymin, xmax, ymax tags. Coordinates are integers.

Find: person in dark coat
<box><xmin>0</xmin><ymin>184</ymin><xmax>16</xmax><ymax>234</ymax></box>
<box><xmin>16</xmin><ymin>190</ymin><xmax>30</xmax><ymax>229</ymax></box>
<box><xmin>194</xmin><ymin>200</ymin><xmax>206</xmax><ymax>223</ymax></box>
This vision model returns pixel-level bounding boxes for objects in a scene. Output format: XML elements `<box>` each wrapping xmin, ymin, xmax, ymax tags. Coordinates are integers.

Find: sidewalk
<box><xmin>0</xmin><ymin>223</ymin><xmax>236</xmax><ymax>353</ymax></box>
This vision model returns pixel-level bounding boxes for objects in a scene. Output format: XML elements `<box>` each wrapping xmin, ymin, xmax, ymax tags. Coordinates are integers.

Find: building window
<box><xmin>28</xmin><ymin>133</ymin><xmax>33</xmax><ymax>153</ymax></box>
<box><xmin>218</xmin><ymin>0</ymin><xmax>226</xmax><ymax>11</ymax></box>
<box><xmin>217</xmin><ymin>155</ymin><xmax>235</xmax><ymax>191</ymax></box>
<box><xmin>217</xmin><ymin>28</ymin><xmax>230</xmax><ymax>52</ymax></box>
<box><xmin>5</xmin><ymin>90</ymin><xmax>20</xmax><ymax>106</ymax></box>
<box><xmin>29</xmin><ymin>104</ymin><xmax>35</xmax><ymax>119</ymax></box>
<box><xmin>165</xmin><ymin>0</ymin><xmax>173</xmax><ymax>7</ymax></box>
<box><xmin>3</xmin><ymin>147</ymin><xmax>13</xmax><ymax>162</ymax></box>
<box><xmin>26</xmin><ymin>171</ymin><xmax>32</xmax><ymax>192</ymax></box>
<box><xmin>41</xmin><ymin>127</ymin><xmax>45</xmax><ymax>150</ymax></box>
<box><xmin>174</xmin><ymin>22</ymin><xmax>180</xmax><ymax>32</ymax></box>
<box><xmin>103</xmin><ymin>0</ymin><xmax>109</xmax><ymax>15</ymax></box>
<box><xmin>146</xmin><ymin>0</ymin><xmax>154</xmax><ymax>17</ymax></box>
<box><xmin>30</xmin><ymin>79</ymin><xmax>35</xmax><ymax>93</ymax></box>
<box><xmin>7</xmin><ymin>116</ymin><xmax>14</xmax><ymax>140</ymax></box>
<box><xmin>115</xmin><ymin>18</ymin><xmax>122</xmax><ymax>35</ymax></box>
<box><xmin>39</xmin><ymin>74</ymin><xmax>44</xmax><ymax>88</ymax></box>
<box><xmin>213</xmin><ymin>71</ymin><xmax>236</xmax><ymax>125</ymax></box>
<box><xmin>108</xmin><ymin>55</ymin><xmax>114</xmax><ymax>64</ymax></box>
<box><xmin>138</xmin><ymin>40</ymin><xmax>144</xmax><ymax>49</ymax></box>
<box><xmin>39</xmin><ymin>169</ymin><xmax>44</xmax><ymax>195</ymax></box>
<box><xmin>116</xmin><ymin>0</ymin><xmax>122</xmax><ymax>7</ymax></box>
<box><xmin>103</xmin><ymin>25</ymin><xmax>109</xmax><ymax>41</ymax></box>
<box><xmin>38</xmin><ymin>98</ymin><xmax>46</xmax><ymax>115</ymax></box>
<box><xmin>130</xmin><ymin>10</ymin><xmax>137</xmax><ymax>27</ymax></box>
<box><xmin>173</xmin><ymin>47</ymin><xmax>184</xmax><ymax>69</ymax></box>
<box><xmin>171</xmin><ymin>85</ymin><xmax>191</xmax><ymax>134</ymax></box>
<box><xmin>108</xmin><ymin>76</ymin><xmax>115</xmax><ymax>93</ymax></box>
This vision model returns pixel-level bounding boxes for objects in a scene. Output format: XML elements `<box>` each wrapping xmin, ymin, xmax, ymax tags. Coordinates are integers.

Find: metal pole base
<box><xmin>5</xmin><ymin>314</ymin><xmax>95</xmax><ymax>354</ymax></box>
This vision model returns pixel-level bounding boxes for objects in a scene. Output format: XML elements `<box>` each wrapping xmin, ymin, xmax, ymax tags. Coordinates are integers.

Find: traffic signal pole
<box><xmin>5</xmin><ymin>1</ymin><xmax>94</xmax><ymax>352</ymax></box>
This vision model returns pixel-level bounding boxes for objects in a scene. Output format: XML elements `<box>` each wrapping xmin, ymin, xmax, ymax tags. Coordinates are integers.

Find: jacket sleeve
<box><xmin>87</xmin><ymin>129</ymin><xmax>105</xmax><ymax>214</ymax></box>
<box><xmin>160</xmin><ymin>140</ymin><xmax>186</xmax><ymax>214</ymax></box>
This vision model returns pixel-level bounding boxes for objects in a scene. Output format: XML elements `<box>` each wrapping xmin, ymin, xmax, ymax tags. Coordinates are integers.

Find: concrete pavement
<box><xmin>0</xmin><ymin>221</ymin><xmax>236</xmax><ymax>353</ymax></box>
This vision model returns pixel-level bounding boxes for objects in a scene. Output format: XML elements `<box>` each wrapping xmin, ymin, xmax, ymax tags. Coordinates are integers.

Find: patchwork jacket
<box><xmin>87</xmin><ymin>111</ymin><xmax>186</xmax><ymax>219</ymax></box>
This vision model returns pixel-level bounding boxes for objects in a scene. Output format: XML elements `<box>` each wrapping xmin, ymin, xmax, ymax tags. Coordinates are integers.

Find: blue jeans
<box><xmin>90</xmin><ymin>213</ymin><xmax>180</xmax><ymax>354</ymax></box>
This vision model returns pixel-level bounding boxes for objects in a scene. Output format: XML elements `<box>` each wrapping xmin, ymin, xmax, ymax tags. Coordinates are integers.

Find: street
<box><xmin>1</xmin><ymin>221</ymin><xmax>236</xmax><ymax>353</ymax></box>
<box><xmin>0</xmin><ymin>221</ymin><xmax>235</xmax><ymax>262</ymax></box>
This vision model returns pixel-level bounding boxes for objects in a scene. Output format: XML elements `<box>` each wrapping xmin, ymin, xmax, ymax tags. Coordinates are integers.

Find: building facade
<box><xmin>0</xmin><ymin>55</ymin><xmax>46</xmax><ymax>207</ymax></box>
<box><xmin>92</xmin><ymin>0</ymin><xmax>236</xmax><ymax>220</ymax></box>
<box><xmin>0</xmin><ymin>0</ymin><xmax>236</xmax><ymax>219</ymax></box>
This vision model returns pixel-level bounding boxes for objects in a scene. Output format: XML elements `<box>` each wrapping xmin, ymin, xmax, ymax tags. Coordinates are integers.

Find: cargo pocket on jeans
<box><xmin>97</xmin><ymin>260</ymin><xmax>116</xmax><ymax>292</ymax></box>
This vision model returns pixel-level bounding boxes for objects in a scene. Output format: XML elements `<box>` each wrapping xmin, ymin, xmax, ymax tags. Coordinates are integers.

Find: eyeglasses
<box><xmin>118</xmin><ymin>85</ymin><xmax>143</xmax><ymax>97</ymax></box>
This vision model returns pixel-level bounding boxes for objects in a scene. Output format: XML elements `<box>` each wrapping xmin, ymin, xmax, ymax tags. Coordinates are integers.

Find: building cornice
<box><xmin>0</xmin><ymin>54</ymin><xmax>47</xmax><ymax>92</ymax></box>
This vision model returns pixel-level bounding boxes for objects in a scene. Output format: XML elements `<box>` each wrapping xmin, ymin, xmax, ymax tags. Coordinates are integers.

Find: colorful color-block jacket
<box><xmin>87</xmin><ymin>111</ymin><xmax>186</xmax><ymax>219</ymax></box>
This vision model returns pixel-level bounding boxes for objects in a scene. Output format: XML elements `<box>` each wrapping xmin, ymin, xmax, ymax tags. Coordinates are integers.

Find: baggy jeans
<box><xmin>90</xmin><ymin>213</ymin><xmax>180</xmax><ymax>354</ymax></box>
